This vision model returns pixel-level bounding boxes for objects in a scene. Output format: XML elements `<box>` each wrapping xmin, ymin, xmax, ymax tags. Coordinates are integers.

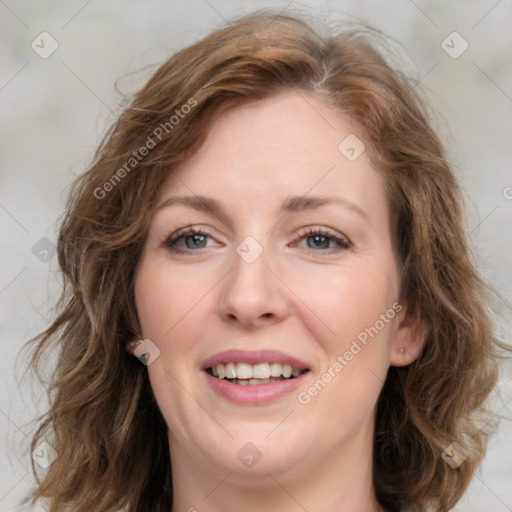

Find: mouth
<box><xmin>201</xmin><ymin>349</ymin><xmax>311</xmax><ymax>403</ymax></box>
<box><xmin>206</xmin><ymin>362</ymin><xmax>308</xmax><ymax>386</ymax></box>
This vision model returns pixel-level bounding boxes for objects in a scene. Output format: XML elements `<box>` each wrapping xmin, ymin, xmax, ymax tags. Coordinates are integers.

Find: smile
<box><xmin>201</xmin><ymin>349</ymin><xmax>311</xmax><ymax>404</ymax></box>
<box><xmin>206</xmin><ymin>362</ymin><xmax>307</xmax><ymax>385</ymax></box>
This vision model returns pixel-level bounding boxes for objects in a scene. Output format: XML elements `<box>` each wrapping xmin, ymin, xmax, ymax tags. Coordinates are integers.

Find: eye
<box><xmin>165</xmin><ymin>227</ymin><xmax>219</xmax><ymax>253</ymax></box>
<box><xmin>164</xmin><ymin>226</ymin><xmax>351</xmax><ymax>255</ymax></box>
<box><xmin>292</xmin><ymin>227</ymin><xmax>351</xmax><ymax>254</ymax></box>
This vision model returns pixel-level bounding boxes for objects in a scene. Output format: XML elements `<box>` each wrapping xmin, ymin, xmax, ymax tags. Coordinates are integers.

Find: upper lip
<box><xmin>201</xmin><ymin>349</ymin><xmax>310</xmax><ymax>371</ymax></box>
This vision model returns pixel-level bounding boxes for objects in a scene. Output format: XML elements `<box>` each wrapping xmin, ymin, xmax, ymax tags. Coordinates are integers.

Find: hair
<box><xmin>24</xmin><ymin>10</ymin><xmax>510</xmax><ymax>512</ymax></box>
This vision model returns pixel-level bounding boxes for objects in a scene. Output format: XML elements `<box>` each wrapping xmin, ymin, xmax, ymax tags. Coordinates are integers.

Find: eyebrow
<box><xmin>155</xmin><ymin>194</ymin><xmax>369</xmax><ymax>223</ymax></box>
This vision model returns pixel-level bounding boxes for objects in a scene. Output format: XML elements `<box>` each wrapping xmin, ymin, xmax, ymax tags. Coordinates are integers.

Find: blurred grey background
<box><xmin>1</xmin><ymin>1</ymin><xmax>511</xmax><ymax>511</ymax></box>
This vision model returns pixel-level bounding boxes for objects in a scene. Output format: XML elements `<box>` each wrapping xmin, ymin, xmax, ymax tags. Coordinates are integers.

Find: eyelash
<box><xmin>296</xmin><ymin>227</ymin><xmax>352</xmax><ymax>253</ymax></box>
<box><xmin>165</xmin><ymin>226</ymin><xmax>352</xmax><ymax>255</ymax></box>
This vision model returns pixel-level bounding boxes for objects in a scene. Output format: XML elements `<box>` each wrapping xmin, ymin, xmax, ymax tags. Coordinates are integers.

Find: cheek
<box><xmin>134</xmin><ymin>260</ymin><xmax>211</xmax><ymax>431</ymax></box>
<box><xmin>287</xmin><ymin>260</ymin><xmax>400</xmax><ymax>415</ymax></box>
<box><xmin>292</xmin><ymin>267</ymin><xmax>398</xmax><ymax>429</ymax></box>
<box><xmin>134</xmin><ymin>258</ymin><xmax>214</xmax><ymax>342</ymax></box>
<box><xmin>288</xmin><ymin>260</ymin><xmax>398</xmax><ymax>344</ymax></box>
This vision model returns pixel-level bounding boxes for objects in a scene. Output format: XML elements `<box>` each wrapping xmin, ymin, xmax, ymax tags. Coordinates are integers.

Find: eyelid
<box><xmin>297</xmin><ymin>225</ymin><xmax>350</xmax><ymax>239</ymax></box>
<box><xmin>166</xmin><ymin>224</ymin><xmax>208</xmax><ymax>240</ymax></box>
<box><xmin>292</xmin><ymin>226</ymin><xmax>352</xmax><ymax>249</ymax></box>
<box><xmin>164</xmin><ymin>225</ymin><xmax>222</xmax><ymax>252</ymax></box>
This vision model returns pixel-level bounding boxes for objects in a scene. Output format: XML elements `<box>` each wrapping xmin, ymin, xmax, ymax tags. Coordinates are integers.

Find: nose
<box><xmin>217</xmin><ymin>244</ymin><xmax>288</xmax><ymax>330</ymax></box>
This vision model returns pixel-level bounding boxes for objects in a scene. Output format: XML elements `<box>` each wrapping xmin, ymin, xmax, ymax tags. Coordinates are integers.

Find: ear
<box><xmin>125</xmin><ymin>338</ymin><xmax>161</xmax><ymax>366</ymax></box>
<box><xmin>126</xmin><ymin>339</ymin><xmax>143</xmax><ymax>356</ymax></box>
<box><xmin>389</xmin><ymin>302</ymin><xmax>426</xmax><ymax>367</ymax></box>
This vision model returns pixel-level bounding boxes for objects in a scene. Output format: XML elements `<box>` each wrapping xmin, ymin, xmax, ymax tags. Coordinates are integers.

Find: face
<box><xmin>133</xmin><ymin>91</ymin><xmax>420</xmax><ymax>481</ymax></box>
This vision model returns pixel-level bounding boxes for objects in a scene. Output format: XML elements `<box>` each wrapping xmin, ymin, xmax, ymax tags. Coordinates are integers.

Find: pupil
<box><xmin>186</xmin><ymin>234</ymin><xmax>206</xmax><ymax>248</ymax></box>
<box><xmin>309</xmin><ymin>235</ymin><xmax>328</xmax><ymax>248</ymax></box>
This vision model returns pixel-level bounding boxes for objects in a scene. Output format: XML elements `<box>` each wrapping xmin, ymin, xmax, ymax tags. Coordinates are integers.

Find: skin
<box><xmin>130</xmin><ymin>91</ymin><xmax>425</xmax><ymax>512</ymax></box>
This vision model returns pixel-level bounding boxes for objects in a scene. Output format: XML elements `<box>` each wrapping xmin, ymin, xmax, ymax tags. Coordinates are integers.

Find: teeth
<box><xmin>210</xmin><ymin>361</ymin><xmax>305</xmax><ymax>381</ymax></box>
<box><xmin>236</xmin><ymin>362</ymin><xmax>253</xmax><ymax>379</ymax></box>
<box><xmin>269</xmin><ymin>362</ymin><xmax>282</xmax><ymax>377</ymax></box>
<box><xmin>225</xmin><ymin>362</ymin><xmax>236</xmax><ymax>379</ymax></box>
<box><xmin>252</xmin><ymin>363</ymin><xmax>270</xmax><ymax>379</ymax></box>
<box><xmin>235</xmin><ymin>378</ymin><xmax>291</xmax><ymax>386</ymax></box>
<box><xmin>248</xmin><ymin>378</ymin><xmax>273</xmax><ymax>385</ymax></box>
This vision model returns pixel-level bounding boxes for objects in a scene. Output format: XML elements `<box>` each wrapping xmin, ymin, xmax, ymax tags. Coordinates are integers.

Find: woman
<box><xmin>26</xmin><ymin>11</ymin><xmax>509</xmax><ymax>512</ymax></box>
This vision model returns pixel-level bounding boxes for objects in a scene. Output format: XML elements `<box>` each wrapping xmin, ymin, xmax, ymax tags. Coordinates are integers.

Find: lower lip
<box><xmin>204</xmin><ymin>371</ymin><xmax>309</xmax><ymax>405</ymax></box>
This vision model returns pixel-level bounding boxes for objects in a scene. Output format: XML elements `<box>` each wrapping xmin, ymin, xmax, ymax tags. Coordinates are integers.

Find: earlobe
<box><xmin>125</xmin><ymin>338</ymin><xmax>161</xmax><ymax>366</ymax></box>
<box><xmin>389</xmin><ymin>304</ymin><xmax>426</xmax><ymax>367</ymax></box>
<box><xmin>126</xmin><ymin>339</ymin><xmax>143</xmax><ymax>356</ymax></box>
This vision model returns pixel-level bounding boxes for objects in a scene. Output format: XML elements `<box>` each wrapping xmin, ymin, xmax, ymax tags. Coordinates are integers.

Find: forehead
<box><xmin>160</xmin><ymin>92</ymin><xmax>387</xmax><ymax>223</ymax></box>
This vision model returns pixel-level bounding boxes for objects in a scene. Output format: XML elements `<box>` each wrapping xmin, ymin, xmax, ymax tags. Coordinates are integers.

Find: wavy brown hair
<box><xmin>24</xmin><ymin>11</ymin><xmax>509</xmax><ymax>512</ymax></box>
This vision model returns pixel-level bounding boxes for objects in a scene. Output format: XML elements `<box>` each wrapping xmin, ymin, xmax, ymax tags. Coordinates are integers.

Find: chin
<box><xmin>200</xmin><ymin>423</ymin><xmax>308</xmax><ymax>476</ymax></box>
